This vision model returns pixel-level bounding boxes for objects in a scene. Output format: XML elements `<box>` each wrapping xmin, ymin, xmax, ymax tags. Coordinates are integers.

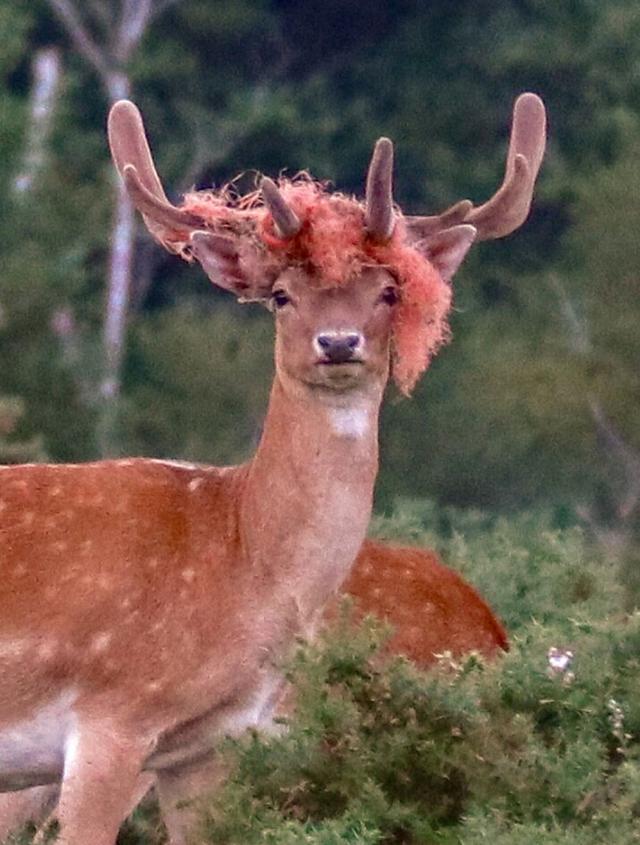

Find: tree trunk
<box><xmin>13</xmin><ymin>47</ymin><xmax>62</xmax><ymax>196</ymax></box>
<box><xmin>97</xmin><ymin>71</ymin><xmax>134</xmax><ymax>456</ymax></box>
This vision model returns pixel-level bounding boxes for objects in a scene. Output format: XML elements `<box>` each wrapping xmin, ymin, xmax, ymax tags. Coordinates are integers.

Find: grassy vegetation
<box><xmin>6</xmin><ymin>502</ymin><xmax>640</xmax><ymax>844</ymax></box>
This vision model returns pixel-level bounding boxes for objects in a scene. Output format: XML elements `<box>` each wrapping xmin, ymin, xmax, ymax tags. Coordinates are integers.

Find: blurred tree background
<box><xmin>1</xmin><ymin>0</ymin><xmax>639</xmax><ymax>522</ymax></box>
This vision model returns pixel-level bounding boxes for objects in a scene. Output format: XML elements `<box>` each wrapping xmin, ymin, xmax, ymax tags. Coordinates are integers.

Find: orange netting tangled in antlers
<box><xmin>182</xmin><ymin>179</ymin><xmax>452</xmax><ymax>395</ymax></box>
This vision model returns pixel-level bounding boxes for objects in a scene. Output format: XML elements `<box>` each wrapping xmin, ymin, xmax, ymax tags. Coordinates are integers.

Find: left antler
<box><xmin>361</xmin><ymin>93</ymin><xmax>545</xmax><ymax>244</ymax></box>
<box><xmin>406</xmin><ymin>92</ymin><xmax>546</xmax><ymax>242</ymax></box>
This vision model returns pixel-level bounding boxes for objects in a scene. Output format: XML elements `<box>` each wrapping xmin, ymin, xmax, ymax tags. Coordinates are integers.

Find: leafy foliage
<box><xmin>186</xmin><ymin>504</ymin><xmax>640</xmax><ymax>845</ymax></box>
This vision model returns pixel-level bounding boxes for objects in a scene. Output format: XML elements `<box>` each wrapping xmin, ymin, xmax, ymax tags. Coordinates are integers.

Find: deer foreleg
<box><xmin>48</xmin><ymin>721</ymin><xmax>150</xmax><ymax>845</ymax></box>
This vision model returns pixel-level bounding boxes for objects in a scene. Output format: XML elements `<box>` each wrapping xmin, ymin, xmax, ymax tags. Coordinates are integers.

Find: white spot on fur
<box><xmin>36</xmin><ymin>641</ymin><xmax>58</xmax><ymax>661</ymax></box>
<box><xmin>90</xmin><ymin>632</ymin><xmax>112</xmax><ymax>654</ymax></box>
<box><xmin>188</xmin><ymin>478</ymin><xmax>204</xmax><ymax>492</ymax></box>
<box><xmin>0</xmin><ymin>639</ymin><xmax>30</xmax><ymax>659</ymax></box>
<box><xmin>329</xmin><ymin>406</ymin><xmax>371</xmax><ymax>439</ymax></box>
<box><xmin>181</xmin><ymin>568</ymin><xmax>196</xmax><ymax>583</ymax></box>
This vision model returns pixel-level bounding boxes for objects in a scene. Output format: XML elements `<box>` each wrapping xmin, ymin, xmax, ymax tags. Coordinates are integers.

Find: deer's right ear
<box><xmin>190</xmin><ymin>231</ymin><xmax>262</xmax><ymax>298</ymax></box>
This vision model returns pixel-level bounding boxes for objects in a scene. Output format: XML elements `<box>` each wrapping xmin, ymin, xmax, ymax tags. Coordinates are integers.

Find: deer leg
<box><xmin>156</xmin><ymin>755</ymin><xmax>228</xmax><ymax>845</ymax></box>
<box><xmin>28</xmin><ymin>772</ymin><xmax>156</xmax><ymax>845</ymax></box>
<box><xmin>0</xmin><ymin>785</ymin><xmax>59</xmax><ymax>840</ymax></box>
<box><xmin>48</xmin><ymin>722</ymin><xmax>149</xmax><ymax>845</ymax></box>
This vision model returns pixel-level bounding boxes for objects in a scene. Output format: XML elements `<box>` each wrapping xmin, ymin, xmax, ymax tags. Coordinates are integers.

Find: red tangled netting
<box><xmin>182</xmin><ymin>179</ymin><xmax>452</xmax><ymax>395</ymax></box>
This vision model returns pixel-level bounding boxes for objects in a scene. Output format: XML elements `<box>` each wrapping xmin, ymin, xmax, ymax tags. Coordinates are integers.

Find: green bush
<box><xmin>188</xmin><ymin>504</ymin><xmax>640</xmax><ymax>844</ymax></box>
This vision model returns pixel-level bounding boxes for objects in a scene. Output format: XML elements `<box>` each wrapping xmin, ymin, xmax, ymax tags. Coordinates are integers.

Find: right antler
<box><xmin>108</xmin><ymin>100</ymin><xmax>206</xmax><ymax>251</ymax></box>
<box><xmin>406</xmin><ymin>92</ymin><xmax>547</xmax><ymax>242</ymax></box>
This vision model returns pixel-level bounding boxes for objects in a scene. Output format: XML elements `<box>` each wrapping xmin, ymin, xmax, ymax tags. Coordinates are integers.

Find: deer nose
<box><xmin>314</xmin><ymin>332</ymin><xmax>363</xmax><ymax>363</ymax></box>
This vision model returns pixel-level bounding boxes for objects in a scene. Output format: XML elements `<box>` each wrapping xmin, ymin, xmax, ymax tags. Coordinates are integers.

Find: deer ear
<box><xmin>415</xmin><ymin>224</ymin><xmax>477</xmax><ymax>283</ymax></box>
<box><xmin>190</xmin><ymin>231</ymin><xmax>261</xmax><ymax>298</ymax></box>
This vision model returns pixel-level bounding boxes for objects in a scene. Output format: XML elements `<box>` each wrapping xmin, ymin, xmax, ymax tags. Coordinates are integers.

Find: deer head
<box><xmin>108</xmin><ymin>93</ymin><xmax>546</xmax><ymax>396</ymax></box>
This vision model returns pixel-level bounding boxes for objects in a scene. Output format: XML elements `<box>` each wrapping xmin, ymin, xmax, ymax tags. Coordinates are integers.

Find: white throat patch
<box><xmin>329</xmin><ymin>406</ymin><xmax>371</xmax><ymax>439</ymax></box>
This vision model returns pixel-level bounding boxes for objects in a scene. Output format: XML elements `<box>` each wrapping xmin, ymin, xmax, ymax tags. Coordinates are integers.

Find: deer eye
<box><xmin>380</xmin><ymin>285</ymin><xmax>399</xmax><ymax>306</ymax></box>
<box><xmin>271</xmin><ymin>289</ymin><xmax>291</xmax><ymax>310</ymax></box>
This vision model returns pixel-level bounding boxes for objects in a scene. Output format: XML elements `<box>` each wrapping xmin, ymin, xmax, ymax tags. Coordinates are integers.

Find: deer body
<box><xmin>0</xmin><ymin>93</ymin><xmax>545</xmax><ymax>844</ymax></box>
<box><xmin>338</xmin><ymin>539</ymin><xmax>508</xmax><ymax>664</ymax></box>
<box><xmin>0</xmin><ymin>378</ymin><xmax>379</xmax><ymax>768</ymax></box>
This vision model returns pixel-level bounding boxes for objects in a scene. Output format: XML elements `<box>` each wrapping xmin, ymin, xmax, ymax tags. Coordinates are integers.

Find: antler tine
<box><xmin>122</xmin><ymin>165</ymin><xmax>203</xmax><ymax>232</ymax></box>
<box><xmin>405</xmin><ymin>199</ymin><xmax>474</xmax><ymax>239</ymax></box>
<box><xmin>365</xmin><ymin>137</ymin><xmax>395</xmax><ymax>242</ymax></box>
<box><xmin>465</xmin><ymin>92</ymin><xmax>546</xmax><ymax>240</ymax></box>
<box><xmin>261</xmin><ymin>177</ymin><xmax>302</xmax><ymax>239</ymax></box>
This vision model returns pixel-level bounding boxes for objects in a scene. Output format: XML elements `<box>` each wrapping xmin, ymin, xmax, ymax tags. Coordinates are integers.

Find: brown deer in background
<box><xmin>0</xmin><ymin>92</ymin><xmax>544</xmax><ymax>845</ymax></box>
<box><xmin>336</xmin><ymin>540</ymin><xmax>508</xmax><ymax>662</ymax></box>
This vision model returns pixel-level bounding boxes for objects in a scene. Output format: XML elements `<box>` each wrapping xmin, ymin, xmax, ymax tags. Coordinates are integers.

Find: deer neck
<box><xmin>240</xmin><ymin>374</ymin><xmax>381</xmax><ymax>622</ymax></box>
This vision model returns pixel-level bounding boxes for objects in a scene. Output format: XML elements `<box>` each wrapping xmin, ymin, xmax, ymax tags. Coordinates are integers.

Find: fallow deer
<box><xmin>334</xmin><ymin>540</ymin><xmax>508</xmax><ymax>663</ymax></box>
<box><xmin>0</xmin><ymin>92</ymin><xmax>545</xmax><ymax>845</ymax></box>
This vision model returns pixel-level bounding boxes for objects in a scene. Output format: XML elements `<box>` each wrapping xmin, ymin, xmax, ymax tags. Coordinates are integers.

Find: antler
<box><xmin>107</xmin><ymin>100</ymin><xmax>205</xmax><ymax>248</ymax></box>
<box><xmin>407</xmin><ymin>92</ymin><xmax>546</xmax><ymax>242</ymax></box>
<box><xmin>260</xmin><ymin>177</ymin><xmax>302</xmax><ymax>239</ymax></box>
<box><xmin>365</xmin><ymin>137</ymin><xmax>395</xmax><ymax>242</ymax></box>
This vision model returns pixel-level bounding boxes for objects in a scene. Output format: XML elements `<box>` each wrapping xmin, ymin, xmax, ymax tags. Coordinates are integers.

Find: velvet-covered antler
<box><xmin>108</xmin><ymin>100</ymin><xmax>205</xmax><ymax>251</ymax></box>
<box><xmin>365</xmin><ymin>137</ymin><xmax>395</xmax><ymax>242</ymax></box>
<box><xmin>406</xmin><ymin>92</ymin><xmax>546</xmax><ymax>242</ymax></box>
<box><xmin>260</xmin><ymin>177</ymin><xmax>302</xmax><ymax>239</ymax></box>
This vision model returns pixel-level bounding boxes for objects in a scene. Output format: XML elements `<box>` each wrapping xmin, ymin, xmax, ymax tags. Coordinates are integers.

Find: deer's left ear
<box><xmin>190</xmin><ymin>231</ymin><xmax>272</xmax><ymax>300</ymax></box>
<box><xmin>414</xmin><ymin>224</ymin><xmax>477</xmax><ymax>283</ymax></box>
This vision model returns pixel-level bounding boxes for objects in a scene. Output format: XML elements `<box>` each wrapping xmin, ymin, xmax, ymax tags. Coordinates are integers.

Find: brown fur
<box><xmin>338</xmin><ymin>540</ymin><xmax>508</xmax><ymax>664</ymax></box>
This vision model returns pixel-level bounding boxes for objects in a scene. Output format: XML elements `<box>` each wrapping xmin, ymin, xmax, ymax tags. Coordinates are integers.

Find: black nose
<box><xmin>316</xmin><ymin>333</ymin><xmax>362</xmax><ymax>364</ymax></box>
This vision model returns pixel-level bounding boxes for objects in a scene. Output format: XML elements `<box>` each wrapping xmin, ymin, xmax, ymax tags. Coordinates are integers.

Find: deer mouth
<box><xmin>307</xmin><ymin>359</ymin><xmax>368</xmax><ymax>392</ymax></box>
<box><xmin>316</xmin><ymin>358</ymin><xmax>364</xmax><ymax>367</ymax></box>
